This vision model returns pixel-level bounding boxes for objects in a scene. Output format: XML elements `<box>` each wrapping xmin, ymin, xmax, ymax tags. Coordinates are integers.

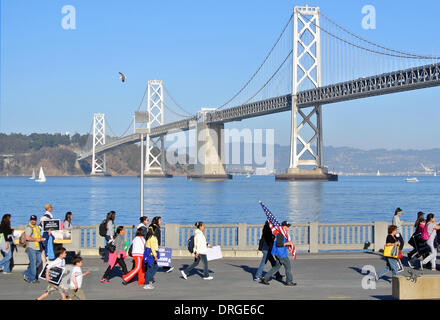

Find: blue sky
<box><xmin>1</xmin><ymin>0</ymin><xmax>440</xmax><ymax>150</ymax></box>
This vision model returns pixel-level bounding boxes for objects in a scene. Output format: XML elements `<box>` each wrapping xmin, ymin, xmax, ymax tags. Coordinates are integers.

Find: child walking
<box><xmin>101</xmin><ymin>226</ymin><xmax>129</xmax><ymax>284</ymax></box>
<box><xmin>69</xmin><ymin>255</ymin><xmax>90</xmax><ymax>300</ymax></box>
<box><xmin>143</xmin><ymin>226</ymin><xmax>159</xmax><ymax>290</ymax></box>
<box><xmin>37</xmin><ymin>247</ymin><xmax>69</xmax><ymax>300</ymax></box>
<box><xmin>122</xmin><ymin>228</ymin><xmax>146</xmax><ymax>286</ymax></box>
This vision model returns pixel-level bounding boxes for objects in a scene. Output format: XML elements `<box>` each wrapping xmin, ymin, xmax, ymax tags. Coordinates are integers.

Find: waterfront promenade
<box><xmin>1</xmin><ymin>252</ymin><xmax>434</xmax><ymax>300</ymax></box>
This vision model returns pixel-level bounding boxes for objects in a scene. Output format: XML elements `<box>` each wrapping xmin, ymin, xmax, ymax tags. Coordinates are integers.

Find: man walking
<box><xmin>23</xmin><ymin>215</ymin><xmax>44</xmax><ymax>283</ymax></box>
<box><xmin>260</xmin><ymin>221</ymin><xmax>296</xmax><ymax>286</ymax></box>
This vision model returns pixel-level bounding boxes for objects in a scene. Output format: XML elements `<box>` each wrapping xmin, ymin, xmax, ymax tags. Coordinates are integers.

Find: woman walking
<box><xmin>376</xmin><ymin>225</ymin><xmax>400</xmax><ymax>281</ymax></box>
<box><xmin>421</xmin><ymin>213</ymin><xmax>440</xmax><ymax>271</ymax></box>
<box><xmin>101</xmin><ymin>226</ymin><xmax>129</xmax><ymax>284</ymax></box>
<box><xmin>150</xmin><ymin>216</ymin><xmax>173</xmax><ymax>272</ymax></box>
<box><xmin>122</xmin><ymin>228</ymin><xmax>146</xmax><ymax>286</ymax></box>
<box><xmin>181</xmin><ymin>222</ymin><xmax>213</xmax><ymax>280</ymax></box>
<box><xmin>62</xmin><ymin>212</ymin><xmax>73</xmax><ymax>230</ymax></box>
<box><xmin>392</xmin><ymin>208</ymin><xmax>404</xmax><ymax>250</ymax></box>
<box><xmin>143</xmin><ymin>227</ymin><xmax>159</xmax><ymax>290</ymax></box>
<box><xmin>103</xmin><ymin>211</ymin><xmax>116</xmax><ymax>263</ymax></box>
<box><xmin>0</xmin><ymin>214</ymin><xmax>14</xmax><ymax>274</ymax></box>
<box><xmin>254</xmin><ymin>221</ymin><xmax>283</xmax><ymax>282</ymax></box>
<box><xmin>407</xmin><ymin>211</ymin><xmax>425</xmax><ymax>262</ymax></box>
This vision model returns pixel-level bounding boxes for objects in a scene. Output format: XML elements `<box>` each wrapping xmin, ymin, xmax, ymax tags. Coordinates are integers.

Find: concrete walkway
<box><xmin>0</xmin><ymin>252</ymin><xmax>436</xmax><ymax>300</ymax></box>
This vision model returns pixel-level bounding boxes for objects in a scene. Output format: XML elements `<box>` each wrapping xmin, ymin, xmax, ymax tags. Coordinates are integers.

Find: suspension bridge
<box><xmin>76</xmin><ymin>5</ymin><xmax>440</xmax><ymax>180</ymax></box>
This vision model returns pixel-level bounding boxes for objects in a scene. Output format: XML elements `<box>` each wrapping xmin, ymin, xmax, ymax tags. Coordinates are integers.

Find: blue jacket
<box><xmin>271</xmin><ymin>234</ymin><xmax>288</xmax><ymax>258</ymax></box>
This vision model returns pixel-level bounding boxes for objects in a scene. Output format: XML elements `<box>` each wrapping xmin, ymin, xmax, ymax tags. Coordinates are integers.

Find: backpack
<box><xmin>187</xmin><ymin>235</ymin><xmax>195</xmax><ymax>253</ymax></box>
<box><xmin>19</xmin><ymin>231</ymin><xmax>27</xmax><ymax>248</ymax></box>
<box><xmin>422</xmin><ymin>224</ymin><xmax>433</xmax><ymax>241</ymax></box>
<box><xmin>99</xmin><ymin>220</ymin><xmax>107</xmax><ymax>237</ymax></box>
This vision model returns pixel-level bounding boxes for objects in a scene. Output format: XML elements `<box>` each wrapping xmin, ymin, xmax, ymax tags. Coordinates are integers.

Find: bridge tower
<box><xmin>91</xmin><ymin>113</ymin><xmax>108</xmax><ymax>176</ymax></box>
<box><xmin>276</xmin><ymin>5</ymin><xmax>337</xmax><ymax>181</ymax></box>
<box><xmin>144</xmin><ymin>80</ymin><xmax>171</xmax><ymax>177</ymax></box>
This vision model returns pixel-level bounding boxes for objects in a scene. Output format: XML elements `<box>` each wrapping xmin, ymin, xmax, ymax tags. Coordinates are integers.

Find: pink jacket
<box><xmin>107</xmin><ymin>250</ymin><xmax>127</xmax><ymax>269</ymax></box>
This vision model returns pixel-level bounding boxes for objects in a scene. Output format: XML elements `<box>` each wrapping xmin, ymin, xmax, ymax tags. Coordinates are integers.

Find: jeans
<box><xmin>23</xmin><ymin>247</ymin><xmax>42</xmax><ymax>282</ymax></box>
<box><xmin>255</xmin><ymin>250</ymin><xmax>282</xmax><ymax>279</ymax></box>
<box><xmin>145</xmin><ymin>261</ymin><xmax>159</xmax><ymax>284</ymax></box>
<box><xmin>263</xmin><ymin>256</ymin><xmax>293</xmax><ymax>283</ymax></box>
<box><xmin>422</xmin><ymin>241</ymin><xmax>437</xmax><ymax>268</ymax></box>
<box><xmin>377</xmin><ymin>257</ymin><xmax>398</xmax><ymax>279</ymax></box>
<box><xmin>184</xmin><ymin>254</ymin><xmax>209</xmax><ymax>278</ymax></box>
<box><xmin>104</xmin><ymin>236</ymin><xmax>111</xmax><ymax>263</ymax></box>
<box><xmin>0</xmin><ymin>243</ymin><xmax>12</xmax><ymax>273</ymax></box>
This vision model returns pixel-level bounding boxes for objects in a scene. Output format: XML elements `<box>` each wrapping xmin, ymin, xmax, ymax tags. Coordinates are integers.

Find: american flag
<box><xmin>259</xmin><ymin>200</ymin><xmax>296</xmax><ymax>260</ymax></box>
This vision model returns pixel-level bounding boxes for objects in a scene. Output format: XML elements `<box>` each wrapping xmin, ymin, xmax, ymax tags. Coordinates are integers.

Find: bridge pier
<box><xmin>188</xmin><ymin>119</ymin><xmax>232</xmax><ymax>180</ymax></box>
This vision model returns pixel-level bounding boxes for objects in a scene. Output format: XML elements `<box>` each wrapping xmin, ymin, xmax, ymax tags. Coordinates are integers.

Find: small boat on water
<box><xmin>405</xmin><ymin>177</ymin><xmax>419</xmax><ymax>183</ymax></box>
<box><xmin>29</xmin><ymin>170</ymin><xmax>36</xmax><ymax>180</ymax></box>
<box><xmin>35</xmin><ymin>167</ymin><xmax>46</xmax><ymax>183</ymax></box>
<box><xmin>376</xmin><ymin>170</ymin><xmax>381</xmax><ymax>176</ymax></box>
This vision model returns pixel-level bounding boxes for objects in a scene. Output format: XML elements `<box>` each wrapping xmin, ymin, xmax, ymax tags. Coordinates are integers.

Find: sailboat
<box><xmin>29</xmin><ymin>170</ymin><xmax>36</xmax><ymax>180</ymax></box>
<box><xmin>35</xmin><ymin>167</ymin><xmax>46</xmax><ymax>183</ymax></box>
<box><xmin>376</xmin><ymin>169</ymin><xmax>381</xmax><ymax>177</ymax></box>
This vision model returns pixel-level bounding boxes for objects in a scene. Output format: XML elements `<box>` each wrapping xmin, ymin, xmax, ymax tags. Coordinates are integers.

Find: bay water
<box><xmin>1</xmin><ymin>176</ymin><xmax>439</xmax><ymax>227</ymax></box>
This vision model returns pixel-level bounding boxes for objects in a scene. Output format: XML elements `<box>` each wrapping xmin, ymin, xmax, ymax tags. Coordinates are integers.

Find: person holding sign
<box><xmin>23</xmin><ymin>215</ymin><xmax>44</xmax><ymax>283</ymax></box>
<box><xmin>181</xmin><ymin>222</ymin><xmax>213</xmax><ymax>281</ymax></box>
<box><xmin>37</xmin><ymin>247</ymin><xmax>69</xmax><ymax>300</ymax></box>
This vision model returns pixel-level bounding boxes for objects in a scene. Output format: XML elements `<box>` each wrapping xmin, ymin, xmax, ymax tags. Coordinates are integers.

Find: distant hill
<box><xmin>1</xmin><ymin>133</ymin><xmax>439</xmax><ymax>176</ymax></box>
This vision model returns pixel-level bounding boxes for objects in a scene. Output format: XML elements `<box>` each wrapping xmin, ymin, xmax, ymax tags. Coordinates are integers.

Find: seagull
<box><xmin>118</xmin><ymin>72</ymin><xmax>126</xmax><ymax>83</ymax></box>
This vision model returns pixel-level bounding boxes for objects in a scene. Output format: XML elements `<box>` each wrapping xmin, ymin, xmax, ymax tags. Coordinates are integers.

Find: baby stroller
<box><xmin>408</xmin><ymin>232</ymin><xmax>431</xmax><ymax>270</ymax></box>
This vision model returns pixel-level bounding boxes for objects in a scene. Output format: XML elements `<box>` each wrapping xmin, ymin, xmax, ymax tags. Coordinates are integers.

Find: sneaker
<box><xmin>203</xmin><ymin>276</ymin><xmax>214</xmax><ymax>280</ymax></box>
<box><xmin>181</xmin><ymin>270</ymin><xmax>188</xmax><ymax>280</ymax></box>
<box><xmin>100</xmin><ymin>278</ymin><xmax>110</xmax><ymax>284</ymax></box>
<box><xmin>408</xmin><ymin>260</ymin><xmax>414</xmax><ymax>269</ymax></box>
<box><xmin>285</xmin><ymin>282</ymin><xmax>297</xmax><ymax>286</ymax></box>
<box><xmin>254</xmin><ymin>278</ymin><xmax>262</xmax><ymax>283</ymax></box>
<box><xmin>23</xmin><ymin>275</ymin><xmax>30</xmax><ymax>283</ymax></box>
<box><xmin>30</xmin><ymin>280</ymin><xmax>40</xmax><ymax>284</ymax></box>
<box><xmin>122</xmin><ymin>280</ymin><xmax>128</xmax><ymax>286</ymax></box>
<box><xmin>166</xmin><ymin>267</ymin><xmax>174</xmax><ymax>273</ymax></box>
<box><xmin>143</xmin><ymin>284</ymin><xmax>154</xmax><ymax>290</ymax></box>
<box><xmin>260</xmin><ymin>277</ymin><xmax>270</xmax><ymax>285</ymax></box>
<box><xmin>2</xmin><ymin>272</ymin><xmax>11</xmax><ymax>275</ymax></box>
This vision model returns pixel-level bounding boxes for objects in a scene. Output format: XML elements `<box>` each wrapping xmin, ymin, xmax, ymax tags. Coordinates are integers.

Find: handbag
<box><xmin>383</xmin><ymin>244</ymin><xmax>399</xmax><ymax>258</ymax></box>
<box><xmin>105</xmin><ymin>241</ymin><xmax>116</xmax><ymax>253</ymax></box>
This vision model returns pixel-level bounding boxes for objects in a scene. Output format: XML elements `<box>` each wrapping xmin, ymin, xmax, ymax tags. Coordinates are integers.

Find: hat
<box><xmin>281</xmin><ymin>221</ymin><xmax>291</xmax><ymax>227</ymax></box>
<box><xmin>30</xmin><ymin>215</ymin><xmax>38</xmax><ymax>221</ymax></box>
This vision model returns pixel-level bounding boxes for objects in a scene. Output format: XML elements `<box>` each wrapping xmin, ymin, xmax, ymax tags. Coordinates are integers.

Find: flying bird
<box><xmin>118</xmin><ymin>72</ymin><xmax>126</xmax><ymax>83</ymax></box>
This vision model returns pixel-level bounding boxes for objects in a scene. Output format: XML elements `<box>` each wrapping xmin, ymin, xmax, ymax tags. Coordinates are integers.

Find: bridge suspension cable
<box><xmin>214</xmin><ymin>13</ymin><xmax>294</xmax><ymax>110</ymax></box>
<box><xmin>319</xmin><ymin>12</ymin><xmax>440</xmax><ymax>60</ymax></box>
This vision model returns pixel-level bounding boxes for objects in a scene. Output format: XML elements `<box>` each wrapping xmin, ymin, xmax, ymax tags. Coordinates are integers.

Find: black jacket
<box><xmin>259</xmin><ymin>223</ymin><xmax>275</xmax><ymax>251</ymax></box>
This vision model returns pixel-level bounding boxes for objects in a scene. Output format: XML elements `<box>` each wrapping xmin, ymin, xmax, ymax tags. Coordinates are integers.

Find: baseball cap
<box><xmin>30</xmin><ymin>215</ymin><xmax>38</xmax><ymax>221</ymax></box>
<box><xmin>281</xmin><ymin>221</ymin><xmax>291</xmax><ymax>227</ymax></box>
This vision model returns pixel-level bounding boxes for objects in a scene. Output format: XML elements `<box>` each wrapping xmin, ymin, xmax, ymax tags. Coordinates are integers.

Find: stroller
<box><xmin>408</xmin><ymin>232</ymin><xmax>431</xmax><ymax>269</ymax></box>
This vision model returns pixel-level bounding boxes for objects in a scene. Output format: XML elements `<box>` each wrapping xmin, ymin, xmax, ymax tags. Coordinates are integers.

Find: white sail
<box><xmin>29</xmin><ymin>170</ymin><xmax>36</xmax><ymax>180</ymax></box>
<box><xmin>36</xmin><ymin>167</ymin><xmax>46</xmax><ymax>183</ymax></box>
<box><xmin>376</xmin><ymin>170</ymin><xmax>380</xmax><ymax>176</ymax></box>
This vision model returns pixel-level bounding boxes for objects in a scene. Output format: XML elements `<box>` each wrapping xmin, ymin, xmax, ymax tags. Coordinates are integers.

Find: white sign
<box><xmin>207</xmin><ymin>246</ymin><xmax>222</xmax><ymax>261</ymax></box>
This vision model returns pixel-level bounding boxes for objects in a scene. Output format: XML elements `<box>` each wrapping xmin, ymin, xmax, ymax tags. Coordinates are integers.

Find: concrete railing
<box><xmin>12</xmin><ymin>221</ymin><xmax>416</xmax><ymax>259</ymax></box>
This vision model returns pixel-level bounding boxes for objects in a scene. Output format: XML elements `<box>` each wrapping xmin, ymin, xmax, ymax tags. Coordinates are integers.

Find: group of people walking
<box><xmin>100</xmin><ymin>214</ymin><xmax>215</xmax><ymax>289</ymax></box>
<box><xmin>376</xmin><ymin>208</ymin><xmax>440</xmax><ymax>281</ymax></box>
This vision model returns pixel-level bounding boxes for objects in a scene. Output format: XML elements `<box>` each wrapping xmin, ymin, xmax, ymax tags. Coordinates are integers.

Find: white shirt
<box><xmin>70</xmin><ymin>266</ymin><xmax>83</xmax><ymax>289</ymax></box>
<box><xmin>131</xmin><ymin>236</ymin><xmax>146</xmax><ymax>257</ymax></box>
<box><xmin>193</xmin><ymin>229</ymin><xmax>208</xmax><ymax>255</ymax></box>
<box><xmin>47</xmin><ymin>257</ymin><xmax>65</xmax><ymax>269</ymax></box>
